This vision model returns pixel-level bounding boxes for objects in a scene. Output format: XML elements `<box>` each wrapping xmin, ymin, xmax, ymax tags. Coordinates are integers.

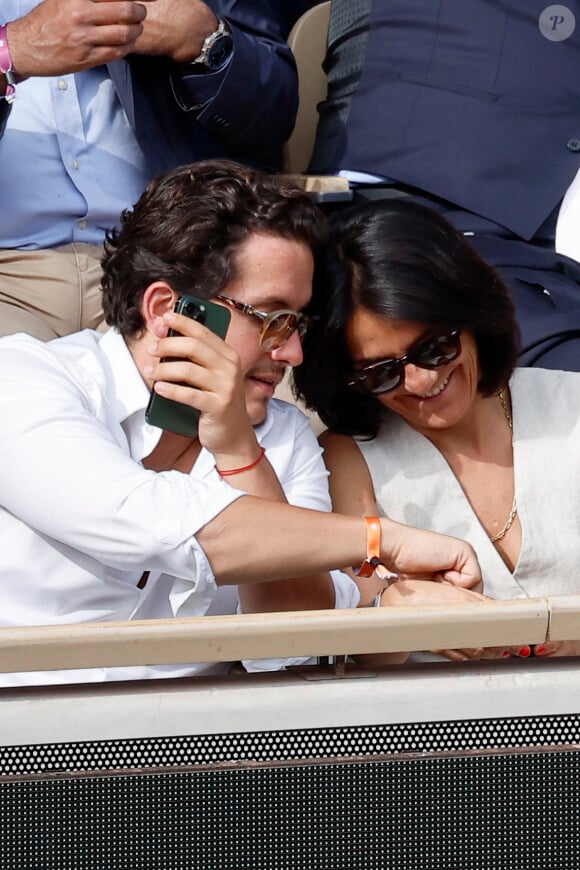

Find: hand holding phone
<box><xmin>145</xmin><ymin>295</ymin><xmax>231</xmax><ymax>437</ymax></box>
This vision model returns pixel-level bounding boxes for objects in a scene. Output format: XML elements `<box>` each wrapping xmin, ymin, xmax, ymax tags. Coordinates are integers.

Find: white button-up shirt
<box><xmin>0</xmin><ymin>329</ymin><xmax>358</xmax><ymax>684</ymax></box>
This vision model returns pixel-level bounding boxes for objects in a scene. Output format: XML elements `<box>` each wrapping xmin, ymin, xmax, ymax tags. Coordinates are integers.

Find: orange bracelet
<box><xmin>216</xmin><ymin>446</ymin><xmax>266</xmax><ymax>477</ymax></box>
<box><xmin>356</xmin><ymin>516</ymin><xmax>393</xmax><ymax>580</ymax></box>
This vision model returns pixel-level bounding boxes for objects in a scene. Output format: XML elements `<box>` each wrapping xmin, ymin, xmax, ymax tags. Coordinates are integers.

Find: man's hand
<box><xmin>380</xmin><ymin>518</ymin><xmax>482</xmax><ymax>590</ymax></box>
<box><xmin>147</xmin><ymin>310</ymin><xmax>259</xmax><ymax>463</ymax></box>
<box><xmin>7</xmin><ymin>0</ymin><xmax>151</xmax><ymax>79</ymax></box>
<box><xmin>132</xmin><ymin>0</ymin><xmax>218</xmax><ymax>63</ymax></box>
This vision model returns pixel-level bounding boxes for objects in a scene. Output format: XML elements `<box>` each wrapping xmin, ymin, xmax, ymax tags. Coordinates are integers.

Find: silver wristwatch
<box><xmin>189</xmin><ymin>19</ymin><xmax>234</xmax><ymax>72</ymax></box>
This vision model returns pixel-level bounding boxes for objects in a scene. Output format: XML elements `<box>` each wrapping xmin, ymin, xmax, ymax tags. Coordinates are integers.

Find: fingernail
<box><xmin>501</xmin><ymin>650</ymin><xmax>511</xmax><ymax>658</ymax></box>
<box><xmin>517</xmin><ymin>646</ymin><xmax>531</xmax><ymax>658</ymax></box>
<box><xmin>535</xmin><ymin>645</ymin><xmax>547</xmax><ymax>656</ymax></box>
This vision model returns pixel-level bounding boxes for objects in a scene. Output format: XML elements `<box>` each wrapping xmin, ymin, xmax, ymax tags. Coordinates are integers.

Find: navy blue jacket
<box><xmin>312</xmin><ymin>0</ymin><xmax>580</xmax><ymax>239</ymax></box>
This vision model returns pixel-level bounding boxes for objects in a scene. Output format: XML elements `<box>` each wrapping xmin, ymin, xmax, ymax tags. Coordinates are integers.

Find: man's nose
<box><xmin>269</xmin><ymin>328</ymin><xmax>303</xmax><ymax>367</ymax></box>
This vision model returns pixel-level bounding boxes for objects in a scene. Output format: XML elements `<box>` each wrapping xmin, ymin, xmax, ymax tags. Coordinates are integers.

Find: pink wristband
<box><xmin>0</xmin><ymin>24</ymin><xmax>17</xmax><ymax>103</ymax></box>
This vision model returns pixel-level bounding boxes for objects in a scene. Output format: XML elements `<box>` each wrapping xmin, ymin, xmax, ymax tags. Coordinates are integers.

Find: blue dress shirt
<box><xmin>1</xmin><ymin>0</ymin><xmax>299</xmax><ymax>249</ymax></box>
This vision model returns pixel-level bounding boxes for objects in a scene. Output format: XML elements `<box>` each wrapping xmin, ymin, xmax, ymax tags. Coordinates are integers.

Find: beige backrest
<box><xmin>283</xmin><ymin>1</ymin><xmax>331</xmax><ymax>173</ymax></box>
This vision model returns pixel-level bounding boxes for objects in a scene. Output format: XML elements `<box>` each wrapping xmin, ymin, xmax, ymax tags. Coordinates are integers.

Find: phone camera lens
<box><xmin>185</xmin><ymin>302</ymin><xmax>206</xmax><ymax>323</ymax></box>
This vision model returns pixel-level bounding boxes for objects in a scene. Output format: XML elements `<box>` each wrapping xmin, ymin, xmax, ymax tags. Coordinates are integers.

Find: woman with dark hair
<box><xmin>294</xmin><ymin>198</ymin><xmax>580</xmax><ymax>660</ymax></box>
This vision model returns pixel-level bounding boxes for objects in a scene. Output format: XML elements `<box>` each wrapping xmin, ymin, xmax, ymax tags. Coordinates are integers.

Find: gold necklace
<box><xmin>489</xmin><ymin>389</ymin><xmax>517</xmax><ymax>544</ymax></box>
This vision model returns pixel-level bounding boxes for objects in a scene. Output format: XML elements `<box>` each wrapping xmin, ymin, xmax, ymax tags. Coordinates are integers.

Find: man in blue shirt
<box><xmin>0</xmin><ymin>0</ymin><xmax>301</xmax><ymax>339</ymax></box>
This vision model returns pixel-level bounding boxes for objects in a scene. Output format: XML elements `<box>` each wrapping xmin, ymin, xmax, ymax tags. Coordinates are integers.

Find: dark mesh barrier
<box><xmin>2</xmin><ymin>713</ymin><xmax>579</xmax><ymax>868</ymax></box>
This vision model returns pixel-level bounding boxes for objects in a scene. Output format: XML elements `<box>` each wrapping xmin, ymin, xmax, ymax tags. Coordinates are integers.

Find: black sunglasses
<box><xmin>347</xmin><ymin>329</ymin><xmax>462</xmax><ymax>395</ymax></box>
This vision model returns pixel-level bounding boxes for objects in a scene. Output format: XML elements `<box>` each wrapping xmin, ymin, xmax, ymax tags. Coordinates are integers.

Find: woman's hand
<box><xmin>381</xmin><ymin>578</ymin><xmax>487</xmax><ymax>607</ymax></box>
<box><xmin>379</xmin><ymin>580</ymin><xmax>564</xmax><ymax>662</ymax></box>
<box><xmin>380</xmin><ymin>579</ymin><xmax>497</xmax><ymax>661</ymax></box>
<box><xmin>437</xmin><ymin>641</ymin><xmax>573</xmax><ymax>662</ymax></box>
<box><xmin>532</xmin><ymin>641</ymin><xmax>577</xmax><ymax>657</ymax></box>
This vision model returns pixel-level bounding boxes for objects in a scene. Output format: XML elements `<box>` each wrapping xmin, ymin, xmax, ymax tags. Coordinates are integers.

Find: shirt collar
<box><xmin>98</xmin><ymin>328</ymin><xmax>160</xmax><ymax>461</ymax></box>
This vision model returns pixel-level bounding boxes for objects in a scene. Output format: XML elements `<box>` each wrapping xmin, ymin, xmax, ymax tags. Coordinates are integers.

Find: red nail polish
<box><xmin>518</xmin><ymin>646</ymin><xmax>531</xmax><ymax>658</ymax></box>
<box><xmin>502</xmin><ymin>650</ymin><xmax>511</xmax><ymax>658</ymax></box>
<box><xmin>535</xmin><ymin>645</ymin><xmax>547</xmax><ymax>656</ymax></box>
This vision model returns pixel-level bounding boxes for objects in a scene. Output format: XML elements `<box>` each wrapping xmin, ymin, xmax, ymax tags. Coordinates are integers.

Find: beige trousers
<box><xmin>0</xmin><ymin>243</ymin><xmax>107</xmax><ymax>340</ymax></box>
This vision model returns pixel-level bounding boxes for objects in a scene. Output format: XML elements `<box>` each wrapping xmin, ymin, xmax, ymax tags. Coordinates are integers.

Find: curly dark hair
<box><xmin>294</xmin><ymin>197</ymin><xmax>520</xmax><ymax>438</ymax></box>
<box><xmin>101</xmin><ymin>159</ymin><xmax>327</xmax><ymax>336</ymax></box>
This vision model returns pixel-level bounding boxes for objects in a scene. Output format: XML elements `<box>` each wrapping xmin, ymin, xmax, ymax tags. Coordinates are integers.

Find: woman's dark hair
<box><xmin>294</xmin><ymin>197</ymin><xmax>520</xmax><ymax>438</ymax></box>
<box><xmin>101</xmin><ymin>159</ymin><xmax>327</xmax><ymax>336</ymax></box>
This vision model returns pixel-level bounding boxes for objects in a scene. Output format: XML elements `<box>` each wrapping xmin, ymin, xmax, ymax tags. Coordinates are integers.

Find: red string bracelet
<box><xmin>216</xmin><ymin>446</ymin><xmax>266</xmax><ymax>477</ymax></box>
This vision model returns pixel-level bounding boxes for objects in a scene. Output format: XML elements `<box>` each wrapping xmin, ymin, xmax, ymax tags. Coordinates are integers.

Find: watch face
<box><xmin>207</xmin><ymin>34</ymin><xmax>234</xmax><ymax>70</ymax></box>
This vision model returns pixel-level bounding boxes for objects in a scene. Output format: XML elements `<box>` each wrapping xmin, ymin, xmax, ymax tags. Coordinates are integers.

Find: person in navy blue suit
<box><xmin>0</xmin><ymin>0</ymin><xmax>301</xmax><ymax>338</ymax></box>
<box><xmin>310</xmin><ymin>0</ymin><xmax>580</xmax><ymax>370</ymax></box>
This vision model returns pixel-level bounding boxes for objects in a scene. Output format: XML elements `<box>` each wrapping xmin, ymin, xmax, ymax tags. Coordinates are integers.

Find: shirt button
<box><xmin>58</xmin><ymin>79</ymin><xmax>68</xmax><ymax>91</ymax></box>
<box><xmin>72</xmin><ymin>159</ymin><xmax>80</xmax><ymax>170</ymax></box>
<box><xmin>567</xmin><ymin>138</ymin><xmax>580</xmax><ymax>152</ymax></box>
<box><xmin>78</xmin><ymin>220</ymin><xmax>87</xmax><ymax>230</ymax></box>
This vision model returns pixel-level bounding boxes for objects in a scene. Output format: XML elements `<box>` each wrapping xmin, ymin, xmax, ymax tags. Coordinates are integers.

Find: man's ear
<box><xmin>141</xmin><ymin>282</ymin><xmax>179</xmax><ymax>338</ymax></box>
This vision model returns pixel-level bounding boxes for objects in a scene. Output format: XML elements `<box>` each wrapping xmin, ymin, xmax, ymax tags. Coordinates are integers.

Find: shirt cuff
<box><xmin>242</xmin><ymin>571</ymin><xmax>361</xmax><ymax>673</ymax></box>
<box><xmin>167</xmin><ymin>543</ymin><xmax>217</xmax><ymax>618</ymax></box>
<box><xmin>331</xmin><ymin>569</ymin><xmax>361</xmax><ymax>609</ymax></box>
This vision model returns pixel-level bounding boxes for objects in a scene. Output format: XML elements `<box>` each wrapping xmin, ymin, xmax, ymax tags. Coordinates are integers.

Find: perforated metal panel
<box><xmin>1</xmin><ymin>712</ymin><xmax>580</xmax><ymax>775</ymax></box>
<box><xmin>1</xmin><ymin>714</ymin><xmax>579</xmax><ymax>869</ymax></box>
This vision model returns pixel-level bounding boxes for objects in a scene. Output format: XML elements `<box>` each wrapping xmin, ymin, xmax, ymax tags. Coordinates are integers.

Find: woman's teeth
<box><xmin>418</xmin><ymin>375</ymin><xmax>450</xmax><ymax>399</ymax></box>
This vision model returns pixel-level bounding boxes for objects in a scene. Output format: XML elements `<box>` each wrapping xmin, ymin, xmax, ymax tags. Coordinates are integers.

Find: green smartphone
<box><xmin>145</xmin><ymin>295</ymin><xmax>231</xmax><ymax>437</ymax></box>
